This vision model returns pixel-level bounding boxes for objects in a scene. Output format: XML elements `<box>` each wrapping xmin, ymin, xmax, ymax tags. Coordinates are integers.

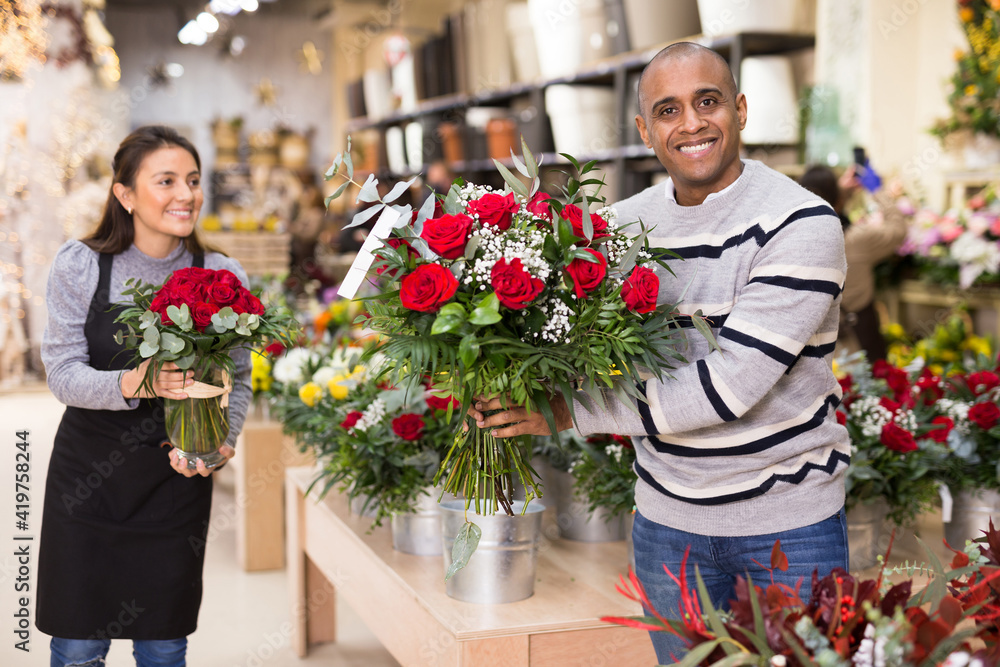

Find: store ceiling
<box><xmin>103</xmin><ymin>0</ymin><xmax>336</xmax><ymax>19</ymax></box>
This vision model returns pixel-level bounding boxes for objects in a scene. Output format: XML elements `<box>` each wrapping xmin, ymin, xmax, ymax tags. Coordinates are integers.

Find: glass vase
<box><xmin>164</xmin><ymin>362</ymin><xmax>230</xmax><ymax>470</ymax></box>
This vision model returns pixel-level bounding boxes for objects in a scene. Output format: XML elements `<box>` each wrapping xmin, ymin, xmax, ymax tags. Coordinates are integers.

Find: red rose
<box><xmin>561</xmin><ymin>204</ymin><xmax>608</xmax><ymax>244</ymax></box>
<box><xmin>916</xmin><ymin>371</ymin><xmax>942</xmax><ymax>404</ymax></box>
<box><xmin>392</xmin><ymin>413</ymin><xmax>425</xmax><ymax>441</ymax></box>
<box><xmin>232</xmin><ymin>289</ymin><xmax>265</xmax><ymax>315</ymax></box>
<box><xmin>611</xmin><ymin>434</ymin><xmax>633</xmax><ymax>449</ymax></box>
<box><xmin>399</xmin><ymin>263</ymin><xmax>459</xmax><ymax>313</ymax></box>
<box><xmin>967</xmin><ymin>371</ymin><xmax>1000</xmax><ymax>396</ymax></box>
<box><xmin>884</xmin><ymin>367</ymin><xmax>910</xmax><ymax>400</ymax></box>
<box><xmin>170</xmin><ymin>266</ymin><xmax>215</xmax><ymax>283</ymax></box>
<box><xmin>213</xmin><ymin>269</ymin><xmax>243</xmax><ymax>289</ymax></box>
<box><xmin>969</xmin><ymin>401</ymin><xmax>1000</xmax><ymax>430</ymax></box>
<box><xmin>376</xmin><ymin>237</ymin><xmax>419</xmax><ymax>277</ymax></box>
<box><xmin>207</xmin><ymin>280</ymin><xmax>239</xmax><ymax>306</ymax></box>
<box><xmin>174</xmin><ymin>281</ymin><xmax>206</xmax><ymax>307</ymax></box>
<box><xmin>340</xmin><ymin>411</ymin><xmax>363</xmax><ymax>430</ymax></box>
<box><xmin>881</xmin><ymin>422</ymin><xmax>918</xmax><ymax>453</ymax></box>
<box><xmin>191</xmin><ymin>302</ymin><xmax>219</xmax><ymax>330</ymax></box>
<box><xmin>264</xmin><ymin>342</ymin><xmax>286</xmax><ymax>356</ymax></box>
<box><xmin>879</xmin><ymin>396</ymin><xmax>902</xmax><ymax>414</ymax></box>
<box><xmin>621</xmin><ymin>266</ymin><xmax>659</xmax><ymax>313</ymax></box>
<box><xmin>836</xmin><ymin>410</ymin><xmax>847</xmax><ymax>426</ymax></box>
<box><xmin>490</xmin><ymin>258</ymin><xmax>544</xmax><ymax>310</ymax></box>
<box><xmin>426</xmin><ymin>394</ymin><xmax>460</xmax><ymax>411</ymax></box>
<box><xmin>837</xmin><ymin>374</ymin><xmax>854</xmax><ymax>396</ymax></box>
<box><xmin>565</xmin><ymin>249</ymin><xmax>607</xmax><ymax>298</ymax></box>
<box><xmin>526</xmin><ymin>192</ymin><xmax>553</xmax><ymax>221</ymax></box>
<box><xmin>927</xmin><ymin>416</ymin><xmax>954</xmax><ymax>443</ymax></box>
<box><xmin>872</xmin><ymin>359</ymin><xmax>892</xmax><ymax>379</ymax></box>
<box><xmin>466</xmin><ymin>192</ymin><xmax>518</xmax><ymax>230</ymax></box>
<box><xmin>420</xmin><ymin>213</ymin><xmax>473</xmax><ymax>259</ymax></box>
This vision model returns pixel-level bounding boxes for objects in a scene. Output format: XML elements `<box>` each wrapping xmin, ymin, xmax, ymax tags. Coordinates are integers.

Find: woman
<box><xmin>36</xmin><ymin>125</ymin><xmax>252</xmax><ymax>666</ymax></box>
<box><xmin>799</xmin><ymin>164</ymin><xmax>908</xmax><ymax>362</ymax></box>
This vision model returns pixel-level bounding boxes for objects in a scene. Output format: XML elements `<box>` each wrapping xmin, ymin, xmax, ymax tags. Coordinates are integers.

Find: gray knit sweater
<box><xmin>573</xmin><ymin>160</ymin><xmax>850</xmax><ymax>537</ymax></box>
<box><xmin>42</xmin><ymin>240</ymin><xmax>252</xmax><ymax>449</ymax></box>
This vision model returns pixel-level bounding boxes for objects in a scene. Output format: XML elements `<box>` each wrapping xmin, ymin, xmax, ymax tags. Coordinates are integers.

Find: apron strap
<box><xmin>96</xmin><ymin>253</ymin><xmax>114</xmax><ymax>310</ymax></box>
<box><xmin>193</xmin><ymin>252</ymin><xmax>204</xmax><ymax>268</ymax></box>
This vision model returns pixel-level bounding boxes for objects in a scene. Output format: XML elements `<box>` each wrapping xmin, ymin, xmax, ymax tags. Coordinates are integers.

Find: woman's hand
<box><xmin>166</xmin><ymin>445</ymin><xmax>235</xmax><ymax>478</ymax></box>
<box><xmin>121</xmin><ymin>360</ymin><xmax>193</xmax><ymax>400</ymax></box>
<box><xmin>467</xmin><ymin>394</ymin><xmax>573</xmax><ymax>438</ymax></box>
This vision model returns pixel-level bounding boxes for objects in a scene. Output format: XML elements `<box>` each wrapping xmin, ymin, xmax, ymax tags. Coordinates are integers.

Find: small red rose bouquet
<box><xmin>306</xmin><ymin>358</ymin><xmax>457</xmax><ymax>529</ymax></box>
<box><xmin>325</xmin><ymin>140</ymin><xmax>701</xmax><ymax>571</ymax></box>
<box><xmin>114</xmin><ymin>267</ymin><xmax>298</xmax><ymax>468</ymax></box>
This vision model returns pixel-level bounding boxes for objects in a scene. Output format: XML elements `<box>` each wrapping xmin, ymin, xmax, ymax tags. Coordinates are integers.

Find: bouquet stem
<box><xmin>437</xmin><ymin>412</ymin><xmax>541</xmax><ymax>516</ymax></box>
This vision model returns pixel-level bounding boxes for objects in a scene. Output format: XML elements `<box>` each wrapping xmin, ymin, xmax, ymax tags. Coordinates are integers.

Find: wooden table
<box><xmin>285</xmin><ymin>466</ymin><xmax>656</xmax><ymax>666</ymax></box>
<box><xmin>231</xmin><ymin>420</ymin><xmax>312</xmax><ymax>571</ymax></box>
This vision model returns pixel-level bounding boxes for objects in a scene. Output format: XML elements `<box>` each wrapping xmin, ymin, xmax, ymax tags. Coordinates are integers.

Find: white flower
<box><xmin>605</xmin><ymin>443</ymin><xmax>624</xmax><ymax>464</ymax></box>
<box><xmin>949</xmin><ymin>232</ymin><xmax>1000</xmax><ymax>288</ymax></box>
<box><xmin>356</xmin><ymin>398</ymin><xmax>387</xmax><ymax>432</ymax></box>
<box><xmin>272</xmin><ymin>348</ymin><xmax>318</xmax><ymax>386</ymax></box>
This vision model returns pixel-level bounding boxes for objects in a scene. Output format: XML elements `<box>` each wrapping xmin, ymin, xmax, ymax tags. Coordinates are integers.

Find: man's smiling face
<box><xmin>636</xmin><ymin>50</ymin><xmax>747</xmax><ymax>206</ymax></box>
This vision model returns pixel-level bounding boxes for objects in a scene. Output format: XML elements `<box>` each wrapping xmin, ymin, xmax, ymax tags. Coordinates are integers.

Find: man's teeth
<box><xmin>680</xmin><ymin>141</ymin><xmax>713</xmax><ymax>154</ymax></box>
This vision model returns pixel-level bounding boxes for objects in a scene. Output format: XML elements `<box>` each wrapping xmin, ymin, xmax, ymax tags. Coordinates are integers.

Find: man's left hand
<box><xmin>167</xmin><ymin>445</ymin><xmax>235</xmax><ymax>477</ymax></box>
<box><xmin>468</xmin><ymin>394</ymin><xmax>573</xmax><ymax>438</ymax></box>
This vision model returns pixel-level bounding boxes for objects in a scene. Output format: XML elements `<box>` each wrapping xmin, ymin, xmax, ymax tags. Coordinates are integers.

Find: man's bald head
<box><xmin>637</xmin><ymin>42</ymin><xmax>738</xmax><ymax>119</ymax></box>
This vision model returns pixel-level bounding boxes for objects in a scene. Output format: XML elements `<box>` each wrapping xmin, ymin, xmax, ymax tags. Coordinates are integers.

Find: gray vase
<box><xmin>945</xmin><ymin>488</ymin><xmax>1000</xmax><ymax>548</ymax></box>
<box><xmin>846</xmin><ymin>500</ymin><xmax>888</xmax><ymax>571</ymax></box>
<box><xmin>391</xmin><ymin>487</ymin><xmax>446</xmax><ymax>556</ymax></box>
<box><xmin>549</xmin><ymin>468</ymin><xmax>626</xmax><ymax>542</ymax></box>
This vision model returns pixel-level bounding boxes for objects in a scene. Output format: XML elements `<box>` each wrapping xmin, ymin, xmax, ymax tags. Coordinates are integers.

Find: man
<box><xmin>471</xmin><ymin>42</ymin><xmax>849</xmax><ymax>662</ymax></box>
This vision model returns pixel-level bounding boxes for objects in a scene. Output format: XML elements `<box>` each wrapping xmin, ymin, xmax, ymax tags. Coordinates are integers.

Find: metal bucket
<box><xmin>391</xmin><ymin>488</ymin><xmax>445</xmax><ymax>556</ymax></box>
<box><xmin>625</xmin><ymin>511</ymin><xmax>636</xmax><ymax>571</ymax></box>
<box><xmin>847</xmin><ymin>500</ymin><xmax>888</xmax><ymax>571</ymax></box>
<box><xmin>549</xmin><ymin>468</ymin><xmax>626</xmax><ymax>542</ymax></box>
<box><xmin>439</xmin><ymin>499</ymin><xmax>545</xmax><ymax>604</ymax></box>
<box><xmin>945</xmin><ymin>489</ymin><xmax>1000</xmax><ymax>547</ymax></box>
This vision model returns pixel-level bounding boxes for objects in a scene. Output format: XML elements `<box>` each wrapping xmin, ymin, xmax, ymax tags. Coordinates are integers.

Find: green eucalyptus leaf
<box><xmin>143</xmin><ymin>326</ymin><xmax>160</xmax><ymax>344</ymax></box>
<box><xmin>138</xmin><ymin>341</ymin><xmax>159</xmax><ymax>358</ymax></box>
<box><xmin>492</xmin><ymin>159</ymin><xmax>529</xmax><ymax>199</ymax></box>
<box><xmin>383</xmin><ymin>176</ymin><xmax>418</xmax><ymax>204</ymax></box>
<box><xmin>138</xmin><ymin>310</ymin><xmax>159</xmax><ymax>330</ymax></box>
<box><xmin>159</xmin><ymin>331</ymin><xmax>185</xmax><ymax>354</ymax></box>
<box><xmin>445</xmin><ymin>521</ymin><xmax>482</xmax><ymax>581</ymax></box>
<box><xmin>175</xmin><ymin>353</ymin><xmax>197</xmax><ymax>370</ymax></box>
<box><xmin>211</xmin><ymin>307</ymin><xmax>239</xmax><ymax>331</ymax></box>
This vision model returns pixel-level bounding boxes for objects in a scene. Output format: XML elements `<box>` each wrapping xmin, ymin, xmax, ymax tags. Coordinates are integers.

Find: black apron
<box><xmin>36</xmin><ymin>252</ymin><xmax>214</xmax><ymax>640</ymax></box>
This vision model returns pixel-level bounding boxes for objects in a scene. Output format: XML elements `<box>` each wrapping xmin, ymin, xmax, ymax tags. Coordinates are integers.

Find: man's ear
<box><xmin>736</xmin><ymin>93</ymin><xmax>748</xmax><ymax>131</ymax></box>
<box><xmin>636</xmin><ymin>114</ymin><xmax>651</xmax><ymax>148</ymax></box>
<box><xmin>112</xmin><ymin>183</ymin><xmax>131</xmax><ymax>212</ymax></box>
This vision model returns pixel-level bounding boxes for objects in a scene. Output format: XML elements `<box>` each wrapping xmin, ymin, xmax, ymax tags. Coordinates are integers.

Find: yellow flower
<box><xmin>298</xmin><ymin>382</ymin><xmax>323</xmax><ymax>407</ymax></box>
<box><xmin>251</xmin><ymin>354</ymin><xmax>272</xmax><ymax>393</ymax></box>
<box><xmin>329</xmin><ymin>301</ymin><xmax>348</xmax><ymax>319</ymax></box>
<box><xmin>954</xmin><ymin>48</ymin><xmax>966</xmax><ymax>61</ymax></box>
<box><xmin>882</xmin><ymin>322</ymin><xmax>905</xmax><ymax>341</ymax></box>
<box><xmin>939</xmin><ymin>349</ymin><xmax>958</xmax><ymax>363</ymax></box>
<box><xmin>960</xmin><ymin>7</ymin><xmax>974</xmax><ymax>22</ymax></box>
<box><xmin>328</xmin><ymin>374</ymin><xmax>349</xmax><ymax>400</ymax></box>
<box><xmin>965</xmin><ymin>84</ymin><xmax>979</xmax><ymax>97</ymax></box>
<box><xmin>964</xmin><ymin>335</ymin><xmax>993</xmax><ymax>357</ymax></box>
<box><xmin>831</xmin><ymin>359</ymin><xmax>842</xmax><ymax>378</ymax></box>
<box><xmin>929</xmin><ymin>363</ymin><xmax>945</xmax><ymax>376</ymax></box>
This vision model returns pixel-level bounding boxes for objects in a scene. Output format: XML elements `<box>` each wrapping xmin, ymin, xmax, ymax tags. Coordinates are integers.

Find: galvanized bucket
<box><xmin>391</xmin><ymin>488</ymin><xmax>446</xmax><ymax>556</ymax></box>
<box><xmin>846</xmin><ymin>500</ymin><xmax>888</xmax><ymax>571</ymax></box>
<box><xmin>945</xmin><ymin>488</ymin><xmax>1000</xmax><ymax>548</ymax></box>
<box><xmin>439</xmin><ymin>498</ymin><xmax>545</xmax><ymax>604</ymax></box>
<box><xmin>549</xmin><ymin>468</ymin><xmax>626</xmax><ymax>542</ymax></box>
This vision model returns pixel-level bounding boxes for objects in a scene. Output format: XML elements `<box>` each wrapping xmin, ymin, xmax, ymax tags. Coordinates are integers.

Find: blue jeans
<box><xmin>632</xmin><ymin>507</ymin><xmax>848</xmax><ymax>664</ymax></box>
<box><xmin>50</xmin><ymin>636</ymin><xmax>187</xmax><ymax>667</ymax></box>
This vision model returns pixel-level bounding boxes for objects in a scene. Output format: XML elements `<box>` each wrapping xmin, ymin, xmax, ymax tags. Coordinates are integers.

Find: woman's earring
<box><xmin>127</xmin><ymin>206</ymin><xmax>133</xmax><ymax>215</ymax></box>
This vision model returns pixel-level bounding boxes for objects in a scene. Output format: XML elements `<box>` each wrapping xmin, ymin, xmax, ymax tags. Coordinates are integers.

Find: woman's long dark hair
<box><xmin>83</xmin><ymin>125</ymin><xmax>218</xmax><ymax>255</ymax></box>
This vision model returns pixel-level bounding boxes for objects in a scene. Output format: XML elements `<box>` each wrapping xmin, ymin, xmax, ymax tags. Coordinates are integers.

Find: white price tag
<box><xmin>337</xmin><ymin>207</ymin><xmax>402</xmax><ymax>300</ymax></box>
<box><xmin>940</xmin><ymin>483</ymin><xmax>953</xmax><ymax>524</ymax></box>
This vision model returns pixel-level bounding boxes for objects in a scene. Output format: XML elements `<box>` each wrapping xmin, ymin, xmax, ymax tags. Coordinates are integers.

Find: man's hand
<box><xmin>467</xmin><ymin>394</ymin><xmax>574</xmax><ymax>438</ymax></box>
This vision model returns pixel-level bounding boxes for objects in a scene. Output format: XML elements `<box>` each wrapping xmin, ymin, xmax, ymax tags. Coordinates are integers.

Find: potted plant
<box><xmin>835</xmin><ymin>355</ymin><xmax>949</xmax><ymax>569</ymax></box>
<box><xmin>931</xmin><ymin>1</ymin><xmax>1000</xmax><ymax>169</ymax></box>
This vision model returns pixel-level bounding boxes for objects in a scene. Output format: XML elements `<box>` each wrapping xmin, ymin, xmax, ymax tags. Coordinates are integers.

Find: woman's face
<box><xmin>119</xmin><ymin>146</ymin><xmax>203</xmax><ymax>255</ymax></box>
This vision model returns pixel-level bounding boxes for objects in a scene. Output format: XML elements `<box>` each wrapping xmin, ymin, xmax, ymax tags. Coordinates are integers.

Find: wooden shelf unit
<box><xmin>345</xmin><ymin>32</ymin><xmax>815</xmax><ymax>202</ymax></box>
<box><xmin>285</xmin><ymin>466</ymin><xmax>655</xmax><ymax>666</ymax></box>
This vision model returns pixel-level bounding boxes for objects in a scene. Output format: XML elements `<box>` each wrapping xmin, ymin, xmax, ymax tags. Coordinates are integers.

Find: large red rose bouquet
<box><xmin>114</xmin><ymin>267</ymin><xmax>298</xmax><ymax>467</ymax></box>
<box><xmin>325</xmin><ymin>140</ymin><xmax>702</xmax><ymax>568</ymax></box>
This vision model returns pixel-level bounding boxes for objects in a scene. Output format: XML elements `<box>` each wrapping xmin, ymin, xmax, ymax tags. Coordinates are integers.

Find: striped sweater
<box><xmin>573</xmin><ymin>160</ymin><xmax>850</xmax><ymax>537</ymax></box>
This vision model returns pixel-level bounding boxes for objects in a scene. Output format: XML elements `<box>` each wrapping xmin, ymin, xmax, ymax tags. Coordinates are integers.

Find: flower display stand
<box><xmin>232</xmin><ymin>422</ymin><xmax>312</xmax><ymax>571</ymax></box>
<box><xmin>881</xmin><ymin>280</ymin><xmax>1000</xmax><ymax>340</ymax></box>
<box><xmin>285</xmin><ymin>466</ymin><xmax>655</xmax><ymax>665</ymax></box>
